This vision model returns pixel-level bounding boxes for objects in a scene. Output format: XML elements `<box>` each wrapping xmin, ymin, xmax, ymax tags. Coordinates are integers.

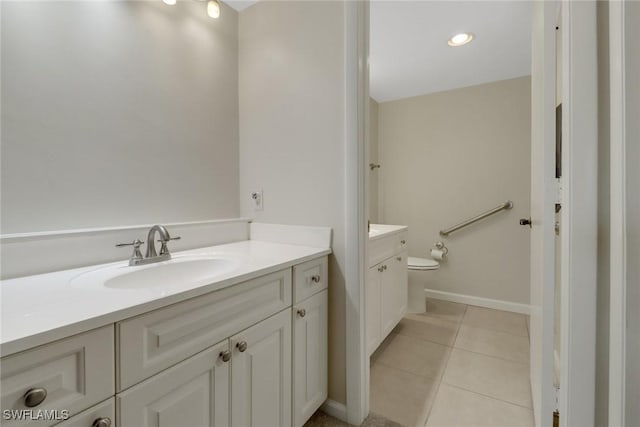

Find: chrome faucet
<box><xmin>116</xmin><ymin>225</ymin><xmax>180</xmax><ymax>266</ymax></box>
<box><xmin>146</xmin><ymin>224</ymin><xmax>171</xmax><ymax>258</ymax></box>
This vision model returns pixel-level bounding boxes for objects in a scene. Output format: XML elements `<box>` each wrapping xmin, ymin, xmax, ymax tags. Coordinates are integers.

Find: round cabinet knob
<box><xmin>310</xmin><ymin>275</ymin><xmax>321</xmax><ymax>283</ymax></box>
<box><xmin>396</xmin><ymin>256</ymin><xmax>402</xmax><ymax>262</ymax></box>
<box><xmin>236</xmin><ymin>341</ymin><xmax>248</xmax><ymax>352</ymax></box>
<box><xmin>92</xmin><ymin>417</ymin><xmax>112</xmax><ymax>427</ymax></box>
<box><xmin>219</xmin><ymin>350</ymin><xmax>231</xmax><ymax>362</ymax></box>
<box><xmin>400</xmin><ymin>240</ymin><xmax>406</xmax><ymax>244</ymax></box>
<box><xmin>297</xmin><ymin>309</ymin><xmax>307</xmax><ymax>318</ymax></box>
<box><xmin>382</xmin><ymin>265</ymin><xmax>388</xmax><ymax>270</ymax></box>
<box><xmin>23</xmin><ymin>388</ymin><xmax>47</xmax><ymax>408</ymax></box>
<box><xmin>377</xmin><ymin>266</ymin><xmax>384</xmax><ymax>272</ymax></box>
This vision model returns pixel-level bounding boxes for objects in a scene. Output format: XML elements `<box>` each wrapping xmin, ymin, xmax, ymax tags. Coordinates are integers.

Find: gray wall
<box><xmin>378</xmin><ymin>76</ymin><xmax>531</xmax><ymax>305</ymax></box>
<box><xmin>1</xmin><ymin>1</ymin><xmax>240</xmax><ymax>234</ymax></box>
<box><xmin>238</xmin><ymin>1</ymin><xmax>348</xmax><ymax>404</ymax></box>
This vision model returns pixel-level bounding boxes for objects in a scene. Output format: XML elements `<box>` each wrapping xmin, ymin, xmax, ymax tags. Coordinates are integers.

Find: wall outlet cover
<box><xmin>251</xmin><ymin>190</ymin><xmax>264</xmax><ymax>211</ymax></box>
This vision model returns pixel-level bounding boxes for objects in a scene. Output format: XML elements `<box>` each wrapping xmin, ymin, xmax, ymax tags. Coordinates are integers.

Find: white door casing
<box><xmin>529</xmin><ymin>1</ymin><xmax>557</xmax><ymax>426</ymax></box>
<box><xmin>559</xmin><ymin>1</ymin><xmax>598</xmax><ymax>426</ymax></box>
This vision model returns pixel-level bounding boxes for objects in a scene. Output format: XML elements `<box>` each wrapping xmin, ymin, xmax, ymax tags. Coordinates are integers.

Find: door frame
<box><xmin>345</xmin><ymin>1</ymin><xmax>599</xmax><ymax>425</ymax></box>
<box><xmin>608</xmin><ymin>0</ymin><xmax>628</xmax><ymax>425</ymax></box>
<box><xmin>558</xmin><ymin>1</ymin><xmax>598</xmax><ymax>426</ymax></box>
<box><xmin>344</xmin><ymin>0</ymin><xmax>370</xmax><ymax>425</ymax></box>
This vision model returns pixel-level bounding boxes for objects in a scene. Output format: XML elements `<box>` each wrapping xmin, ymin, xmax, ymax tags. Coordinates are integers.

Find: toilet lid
<box><xmin>408</xmin><ymin>257</ymin><xmax>439</xmax><ymax>270</ymax></box>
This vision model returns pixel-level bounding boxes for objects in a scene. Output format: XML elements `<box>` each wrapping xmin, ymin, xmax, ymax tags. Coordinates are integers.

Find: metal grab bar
<box><xmin>439</xmin><ymin>200</ymin><xmax>513</xmax><ymax>237</ymax></box>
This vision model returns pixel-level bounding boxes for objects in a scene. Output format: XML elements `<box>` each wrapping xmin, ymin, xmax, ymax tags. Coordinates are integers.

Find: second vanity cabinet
<box><xmin>0</xmin><ymin>256</ymin><xmax>329</xmax><ymax>427</ymax></box>
<box><xmin>367</xmin><ymin>228</ymin><xmax>408</xmax><ymax>356</ymax></box>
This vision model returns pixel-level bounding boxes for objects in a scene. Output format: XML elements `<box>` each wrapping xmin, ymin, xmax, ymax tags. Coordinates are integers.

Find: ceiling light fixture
<box><xmin>163</xmin><ymin>0</ymin><xmax>177</xmax><ymax>5</ymax></box>
<box><xmin>447</xmin><ymin>33</ymin><xmax>474</xmax><ymax>47</ymax></box>
<box><xmin>207</xmin><ymin>0</ymin><xmax>221</xmax><ymax>18</ymax></box>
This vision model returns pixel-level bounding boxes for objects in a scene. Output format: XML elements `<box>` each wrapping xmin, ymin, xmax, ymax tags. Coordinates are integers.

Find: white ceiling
<box><xmin>223</xmin><ymin>0</ymin><xmax>257</xmax><ymax>12</ymax></box>
<box><xmin>370</xmin><ymin>1</ymin><xmax>533</xmax><ymax>102</ymax></box>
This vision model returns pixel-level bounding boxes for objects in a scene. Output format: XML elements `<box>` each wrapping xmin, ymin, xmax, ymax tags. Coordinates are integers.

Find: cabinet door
<box><xmin>392</xmin><ymin>252</ymin><xmax>409</xmax><ymax>323</ymax></box>
<box><xmin>367</xmin><ymin>265</ymin><xmax>382</xmax><ymax>356</ymax></box>
<box><xmin>381</xmin><ymin>252</ymin><xmax>408</xmax><ymax>339</ymax></box>
<box><xmin>231</xmin><ymin>310</ymin><xmax>291</xmax><ymax>427</ymax></box>
<box><xmin>292</xmin><ymin>290</ymin><xmax>328</xmax><ymax>427</ymax></box>
<box><xmin>117</xmin><ymin>340</ymin><xmax>230</xmax><ymax>427</ymax></box>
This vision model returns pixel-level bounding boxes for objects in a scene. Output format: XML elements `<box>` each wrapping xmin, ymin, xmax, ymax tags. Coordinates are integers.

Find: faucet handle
<box><xmin>156</xmin><ymin>236</ymin><xmax>181</xmax><ymax>243</ymax></box>
<box><xmin>116</xmin><ymin>239</ymin><xmax>144</xmax><ymax>248</ymax></box>
<box><xmin>116</xmin><ymin>239</ymin><xmax>144</xmax><ymax>263</ymax></box>
<box><xmin>158</xmin><ymin>236</ymin><xmax>181</xmax><ymax>256</ymax></box>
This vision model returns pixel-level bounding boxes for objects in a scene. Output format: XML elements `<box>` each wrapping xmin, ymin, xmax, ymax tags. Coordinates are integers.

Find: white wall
<box><xmin>1</xmin><ymin>1</ymin><xmax>240</xmax><ymax>234</ymax></box>
<box><xmin>238</xmin><ymin>1</ymin><xmax>348</xmax><ymax>404</ymax></box>
<box><xmin>378</xmin><ymin>77</ymin><xmax>531</xmax><ymax>305</ymax></box>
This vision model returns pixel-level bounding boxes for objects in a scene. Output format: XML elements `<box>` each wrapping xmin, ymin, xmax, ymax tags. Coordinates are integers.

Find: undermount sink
<box><xmin>70</xmin><ymin>255</ymin><xmax>241</xmax><ymax>292</ymax></box>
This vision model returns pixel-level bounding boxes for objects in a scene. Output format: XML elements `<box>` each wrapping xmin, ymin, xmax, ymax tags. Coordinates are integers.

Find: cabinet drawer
<box><xmin>293</xmin><ymin>257</ymin><xmax>328</xmax><ymax>303</ymax></box>
<box><xmin>117</xmin><ymin>268</ymin><xmax>292</xmax><ymax>390</ymax></box>
<box><xmin>55</xmin><ymin>398</ymin><xmax>114</xmax><ymax>427</ymax></box>
<box><xmin>0</xmin><ymin>326</ymin><xmax>115</xmax><ymax>427</ymax></box>
<box><xmin>369</xmin><ymin>232</ymin><xmax>407</xmax><ymax>267</ymax></box>
<box><xmin>393</xmin><ymin>231</ymin><xmax>409</xmax><ymax>254</ymax></box>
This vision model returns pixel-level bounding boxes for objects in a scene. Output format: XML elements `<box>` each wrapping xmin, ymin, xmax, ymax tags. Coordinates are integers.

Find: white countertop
<box><xmin>368</xmin><ymin>223</ymin><xmax>408</xmax><ymax>241</ymax></box>
<box><xmin>0</xmin><ymin>240</ymin><xmax>330</xmax><ymax>357</ymax></box>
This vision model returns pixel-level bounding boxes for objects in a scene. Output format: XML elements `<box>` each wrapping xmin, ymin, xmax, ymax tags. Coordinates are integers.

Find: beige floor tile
<box><xmin>375</xmin><ymin>333</ymin><xmax>451</xmax><ymax>380</ymax></box>
<box><xmin>442</xmin><ymin>349</ymin><xmax>532</xmax><ymax>408</ymax></box>
<box><xmin>370</xmin><ymin>363</ymin><xmax>439</xmax><ymax>427</ymax></box>
<box><xmin>462</xmin><ymin>306</ymin><xmax>528</xmax><ymax>337</ymax></box>
<box><xmin>426</xmin><ymin>384</ymin><xmax>534</xmax><ymax>427</ymax></box>
<box><xmin>395</xmin><ymin>315</ymin><xmax>460</xmax><ymax>346</ymax></box>
<box><xmin>420</xmin><ymin>298</ymin><xmax>467</xmax><ymax>323</ymax></box>
<box><xmin>454</xmin><ymin>325</ymin><xmax>530</xmax><ymax>364</ymax></box>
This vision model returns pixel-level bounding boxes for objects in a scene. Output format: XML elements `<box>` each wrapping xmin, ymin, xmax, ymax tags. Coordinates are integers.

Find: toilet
<box><xmin>407</xmin><ymin>256</ymin><xmax>440</xmax><ymax>313</ymax></box>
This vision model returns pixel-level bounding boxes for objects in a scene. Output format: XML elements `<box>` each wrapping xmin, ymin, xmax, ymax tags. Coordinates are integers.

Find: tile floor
<box><xmin>369</xmin><ymin>298</ymin><xmax>534</xmax><ymax>427</ymax></box>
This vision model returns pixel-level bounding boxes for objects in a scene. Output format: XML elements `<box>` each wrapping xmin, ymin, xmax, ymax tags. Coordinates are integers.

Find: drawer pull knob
<box><xmin>23</xmin><ymin>388</ymin><xmax>47</xmax><ymax>407</ymax></box>
<box><xmin>382</xmin><ymin>265</ymin><xmax>388</xmax><ymax>270</ymax></box>
<box><xmin>311</xmin><ymin>275</ymin><xmax>321</xmax><ymax>283</ymax></box>
<box><xmin>397</xmin><ymin>256</ymin><xmax>402</xmax><ymax>261</ymax></box>
<box><xmin>297</xmin><ymin>309</ymin><xmax>307</xmax><ymax>318</ymax></box>
<box><xmin>219</xmin><ymin>350</ymin><xmax>231</xmax><ymax>362</ymax></box>
<box><xmin>92</xmin><ymin>418</ymin><xmax>112</xmax><ymax>427</ymax></box>
<box><xmin>400</xmin><ymin>240</ymin><xmax>406</xmax><ymax>244</ymax></box>
<box><xmin>377</xmin><ymin>266</ymin><xmax>384</xmax><ymax>272</ymax></box>
<box><xmin>236</xmin><ymin>341</ymin><xmax>248</xmax><ymax>352</ymax></box>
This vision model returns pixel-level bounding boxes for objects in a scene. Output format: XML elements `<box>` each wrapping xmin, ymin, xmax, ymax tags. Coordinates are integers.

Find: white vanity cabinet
<box><xmin>0</xmin><ymin>255</ymin><xmax>329</xmax><ymax>427</ymax></box>
<box><xmin>367</xmin><ymin>226</ymin><xmax>408</xmax><ymax>355</ymax></box>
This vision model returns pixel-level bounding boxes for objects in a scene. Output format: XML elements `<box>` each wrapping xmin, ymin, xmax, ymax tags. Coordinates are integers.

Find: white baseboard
<box><xmin>321</xmin><ymin>399</ymin><xmax>347</xmax><ymax>422</ymax></box>
<box><xmin>424</xmin><ymin>288</ymin><xmax>531</xmax><ymax>315</ymax></box>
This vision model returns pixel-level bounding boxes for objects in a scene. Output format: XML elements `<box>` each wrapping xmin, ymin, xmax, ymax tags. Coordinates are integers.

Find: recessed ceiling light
<box><xmin>448</xmin><ymin>33</ymin><xmax>474</xmax><ymax>47</ymax></box>
<box><xmin>207</xmin><ymin>0</ymin><xmax>221</xmax><ymax>18</ymax></box>
<box><xmin>163</xmin><ymin>0</ymin><xmax>177</xmax><ymax>5</ymax></box>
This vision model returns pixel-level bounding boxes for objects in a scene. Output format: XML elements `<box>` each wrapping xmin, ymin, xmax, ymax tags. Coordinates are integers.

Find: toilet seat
<box><xmin>408</xmin><ymin>256</ymin><xmax>439</xmax><ymax>271</ymax></box>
